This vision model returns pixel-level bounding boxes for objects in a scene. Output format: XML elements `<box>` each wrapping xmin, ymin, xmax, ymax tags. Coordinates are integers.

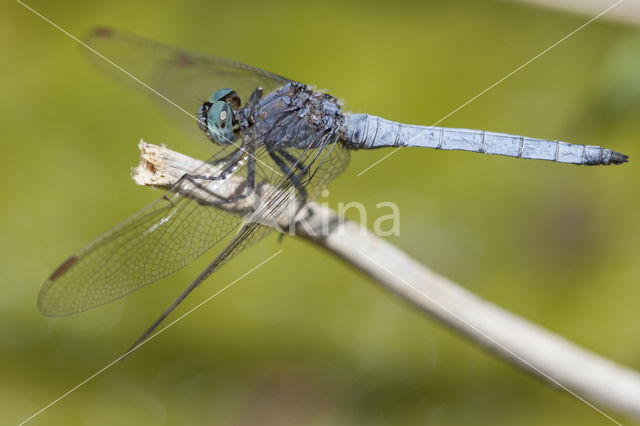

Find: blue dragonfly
<box><xmin>39</xmin><ymin>28</ymin><xmax>628</xmax><ymax>351</ymax></box>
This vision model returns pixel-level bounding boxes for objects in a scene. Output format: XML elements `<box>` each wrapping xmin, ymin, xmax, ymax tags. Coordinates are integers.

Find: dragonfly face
<box><xmin>198</xmin><ymin>88</ymin><xmax>242</xmax><ymax>145</ymax></box>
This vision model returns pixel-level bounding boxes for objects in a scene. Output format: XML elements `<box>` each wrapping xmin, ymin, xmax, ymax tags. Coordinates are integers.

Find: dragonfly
<box><xmin>39</xmin><ymin>28</ymin><xmax>629</xmax><ymax>352</ymax></box>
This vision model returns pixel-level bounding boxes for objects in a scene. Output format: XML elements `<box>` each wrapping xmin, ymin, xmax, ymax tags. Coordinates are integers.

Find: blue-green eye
<box><xmin>209</xmin><ymin>88</ymin><xmax>241</xmax><ymax>110</ymax></box>
<box><xmin>206</xmin><ymin>101</ymin><xmax>235</xmax><ymax>144</ymax></box>
<box><xmin>209</xmin><ymin>88</ymin><xmax>233</xmax><ymax>103</ymax></box>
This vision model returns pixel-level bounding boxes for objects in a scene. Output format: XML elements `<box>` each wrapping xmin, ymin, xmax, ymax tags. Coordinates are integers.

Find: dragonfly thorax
<box><xmin>244</xmin><ymin>82</ymin><xmax>344</xmax><ymax>151</ymax></box>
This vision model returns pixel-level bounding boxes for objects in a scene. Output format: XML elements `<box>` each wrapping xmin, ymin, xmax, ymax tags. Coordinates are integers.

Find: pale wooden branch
<box><xmin>133</xmin><ymin>139</ymin><xmax>640</xmax><ymax>421</ymax></box>
<box><xmin>518</xmin><ymin>0</ymin><xmax>640</xmax><ymax>25</ymax></box>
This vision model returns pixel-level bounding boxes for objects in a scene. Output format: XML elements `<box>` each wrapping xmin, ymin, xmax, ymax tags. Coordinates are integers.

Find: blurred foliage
<box><xmin>1</xmin><ymin>0</ymin><xmax>639</xmax><ymax>424</ymax></box>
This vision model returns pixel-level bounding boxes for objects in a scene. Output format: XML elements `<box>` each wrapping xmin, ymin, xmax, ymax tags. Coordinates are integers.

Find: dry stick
<box><xmin>133</xmin><ymin>140</ymin><xmax>640</xmax><ymax>421</ymax></box>
<box><xmin>520</xmin><ymin>0</ymin><xmax>640</xmax><ymax>25</ymax></box>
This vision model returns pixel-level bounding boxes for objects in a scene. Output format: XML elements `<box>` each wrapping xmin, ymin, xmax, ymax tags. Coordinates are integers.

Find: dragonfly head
<box><xmin>198</xmin><ymin>89</ymin><xmax>242</xmax><ymax>145</ymax></box>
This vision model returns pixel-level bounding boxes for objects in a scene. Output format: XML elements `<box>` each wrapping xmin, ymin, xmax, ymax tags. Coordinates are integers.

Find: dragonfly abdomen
<box><xmin>342</xmin><ymin>113</ymin><xmax>628</xmax><ymax>165</ymax></box>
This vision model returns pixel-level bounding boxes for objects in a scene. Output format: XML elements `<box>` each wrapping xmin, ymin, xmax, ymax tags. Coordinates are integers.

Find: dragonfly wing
<box><xmin>39</xmin><ymin>143</ymin><xmax>248</xmax><ymax>316</ymax></box>
<box><xmin>42</xmin><ymin>71</ymin><xmax>349</xmax><ymax>327</ymax></box>
<box><xmin>85</xmin><ymin>27</ymin><xmax>291</xmax><ymax>114</ymax></box>
<box><xmin>127</xmin><ymin>121</ymin><xmax>351</xmax><ymax>348</ymax></box>
<box><xmin>39</xmin><ymin>133</ymin><xmax>349</xmax><ymax>318</ymax></box>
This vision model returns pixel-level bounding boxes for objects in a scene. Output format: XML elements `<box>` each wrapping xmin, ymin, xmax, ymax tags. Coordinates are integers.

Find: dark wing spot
<box><xmin>90</xmin><ymin>27</ymin><xmax>114</xmax><ymax>39</ymax></box>
<box><xmin>173</xmin><ymin>52</ymin><xmax>195</xmax><ymax>67</ymax></box>
<box><xmin>48</xmin><ymin>256</ymin><xmax>79</xmax><ymax>282</ymax></box>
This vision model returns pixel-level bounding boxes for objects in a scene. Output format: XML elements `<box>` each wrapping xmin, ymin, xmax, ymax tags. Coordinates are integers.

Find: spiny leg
<box><xmin>188</xmin><ymin>147</ymin><xmax>245</xmax><ymax>181</ymax></box>
<box><xmin>246</xmin><ymin>145</ymin><xmax>256</xmax><ymax>192</ymax></box>
<box><xmin>182</xmin><ymin>147</ymin><xmax>258</xmax><ymax>207</ymax></box>
<box><xmin>278</xmin><ymin>149</ymin><xmax>308</xmax><ymax>174</ymax></box>
<box><xmin>279</xmin><ymin>133</ymin><xmax>335</xmax><ymax>185</ymax></box>
<box><xmin>182</xmin><ymin>175</ymin><xmax>253</xmax><ymax>208</ymax></box>
<box><xmin>268</xmin><ymin>150</ymin><xmax>308</xmax><ymax>203</ymax></box>
<box><xmin>210</xmin><ymin>144</ymin><xmax>257</xmax><ymax>205</ymax></box>
<box><xmin>278</xmin><ymin>149</ymin><xmax>318</xmax><ymax>188</ymax></box>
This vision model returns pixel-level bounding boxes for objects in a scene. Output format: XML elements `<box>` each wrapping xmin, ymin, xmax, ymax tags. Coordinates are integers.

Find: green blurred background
<box><xmin>2</xmin><ymin>0</ymin><xmax>640</xmax><ymax>424</ymax></box>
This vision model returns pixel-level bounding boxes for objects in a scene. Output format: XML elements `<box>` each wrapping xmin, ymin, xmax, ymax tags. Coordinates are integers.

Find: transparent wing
<box><xmin>126</xmin><ymin>132</ymin><xmax>350</xmax><ymax>350</ymax></box>
<box><xmin>39</xmin><ymin>129</ymin><xmax>349</xmax><ymax>317</ymax></box>
<box><xmin>39</xmin><ymin>144</ymin><xmax>242</xmax><ymax>316</ymax></box>
<box><xmin>212</xmin><ymin>136</ymin><xmax>352</xmax><ymax>271</ymax></box>
<box><xmin>85</xmin><ymin>27</ymin><xmax>291</xmax><ymax>114</ymax></box>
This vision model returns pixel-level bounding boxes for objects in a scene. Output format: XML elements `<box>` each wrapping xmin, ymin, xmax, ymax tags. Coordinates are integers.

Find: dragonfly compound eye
<box><xmin>206</xmin><ymin>101</ymin><xmax>235</xmax><ymax>144</ymax></box>
<box><xmin>209</xmin><ymin>88</ymin><xmax>232</xmax><ymax>103</ymax></box>
<box><xmin>209</xmin><ymin>88</ymin><xmax>241</xmax><ymax>110</ymax></box>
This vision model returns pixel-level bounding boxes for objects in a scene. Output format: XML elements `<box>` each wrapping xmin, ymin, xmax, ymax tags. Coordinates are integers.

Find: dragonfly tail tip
<box><xmin>610</xmin><ymin>151</ymin><xmax>629</xmax><ymax>165</ymax></box>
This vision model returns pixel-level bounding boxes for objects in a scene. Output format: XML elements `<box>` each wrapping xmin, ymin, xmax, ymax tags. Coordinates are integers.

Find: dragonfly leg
<box><xmin>180</xmin><ymin>175</ymin><xmax>246</xmax><ymax>207</ymax></box>
<box><xmin>268</xmin><ymin>150</ymin><xmax>308</xmax><ymax>203</ymax></box>
<box><xmin>245</xmin><ymin>145</ymin><xmax>256</xmax><ymax>192</ymax></box>
<box><xmin>278</xmin><ymin>148</ymin><xmax>324</xmax><ymax>191</ymax></box>
<box><xmin>210</xmin><ymin>144</ymin><xmax>256</xmax><ymax>204</ymax></box>
<box><xmin>188</xmin><ymin>147</ymin><xmax>246</xmax><ymax>181</ymax></box>
<box><xmin>181</xmin><ymin>146</ymin><xmax>257</xmax><ymax>207</ymax></box>
<box><xmin>278</xmin><ymin>149</ymin><xmax>312</xmax><ymax>176</ymax></box>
